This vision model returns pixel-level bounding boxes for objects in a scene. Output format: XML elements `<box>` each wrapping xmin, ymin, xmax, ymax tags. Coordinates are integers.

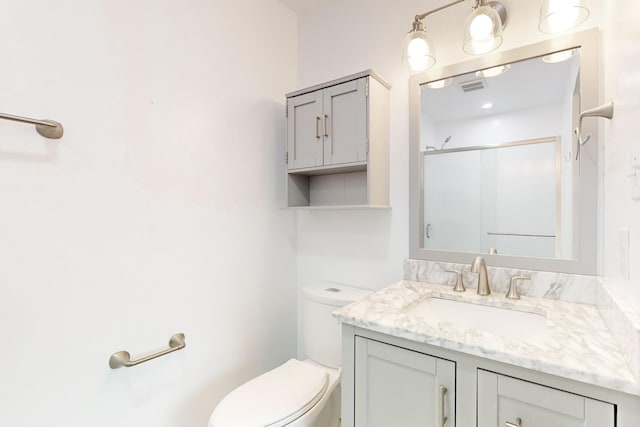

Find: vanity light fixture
<box><xmin>539</xmin><ymin>0</ymin><xmax>590</xmax><ymax>34</ymax></box>
<box><xmin>427</xmin><ymin>78</ymin><xmax>453</xmax><ymax>89</ymax></box>
<box><xmin>403</xmin><ymin>0</ymin><xmax>507</xmax><ymax>72</ymax></box>
<box><xmin>402</xmin><ymin>18</ymin><xmax>436</xmax><ymax>72</ymax></box>
<box><xmin>476</xmin><ymin>64</ymin><xmax>510</xmax><ymax>78</ymax></box>
<box><xmin>462</xmin><ymin>0</ymin><xmax>507</xmax><ymax>55</ymax></box>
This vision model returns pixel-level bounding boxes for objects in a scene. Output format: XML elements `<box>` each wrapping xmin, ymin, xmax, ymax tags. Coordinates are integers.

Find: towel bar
<box><xmin>487</xmin><ymin>232</ymin><xmax>555</xmax><ymax>238</ymax></box>
<box><xmin>0</xmin><ymin>112</ymin><xmax>64</xmax><ymax>139</ymax></box>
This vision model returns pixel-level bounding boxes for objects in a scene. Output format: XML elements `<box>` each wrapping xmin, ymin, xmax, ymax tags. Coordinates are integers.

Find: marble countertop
<box><xmin>334</xmin><ymin>280</ymin><xmax>640</xmax><ymax>396</ymax></box>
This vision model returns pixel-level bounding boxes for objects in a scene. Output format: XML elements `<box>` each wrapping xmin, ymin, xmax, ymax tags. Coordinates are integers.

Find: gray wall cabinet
<box><xmin>285</xmin><ymin>70</ymin><xmax>390</xmax><ymax>208</ymax></box>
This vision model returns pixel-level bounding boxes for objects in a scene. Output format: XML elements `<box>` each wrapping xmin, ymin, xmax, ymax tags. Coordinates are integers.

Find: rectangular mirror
<box><xmin>409</xmin><ymin>30</ymin><xmax>600</xmax><ymax>274</ymax></box>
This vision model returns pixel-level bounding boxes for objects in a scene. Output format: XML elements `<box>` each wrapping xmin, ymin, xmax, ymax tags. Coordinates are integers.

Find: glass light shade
<box><xmin>463</xmin><ymin>5</ymin><xmax>504</xmax><ymax>55</ymax></box>
<box><xmin>403</xmin><ymin>29</ymin><xmax>436</xmax><ymax>72</ymax></box>
<box><xmin>539</xmin><ymin>0</ymin><xmax>590</xmax><ymax>34</ymax></box>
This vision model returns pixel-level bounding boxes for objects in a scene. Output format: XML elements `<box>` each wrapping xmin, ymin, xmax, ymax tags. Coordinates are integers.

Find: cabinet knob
<box><xmin>505</xmin><ymin>417</ymin><xmax>523</xmax><ymax>427</ymax></box>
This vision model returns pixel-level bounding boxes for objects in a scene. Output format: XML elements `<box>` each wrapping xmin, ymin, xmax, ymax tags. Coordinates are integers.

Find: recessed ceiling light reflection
<box><xmin>542</xmin><ymin>49</ymin><xmax>575</xmax><ymax>63</ymax></box>
<box><xmin>476</xmin><ymin>64</ymin><xmax>511</xmax><ymax>78</ymax></box>
<box><xmin>482</xmin><ymin>102</ymin><xmax>493</xmax><ymax>109</ymax></box>
<box><xmin>427</xmin><ymin>78</ymin><xmax>453</xmax><ymax>89</ymax></box>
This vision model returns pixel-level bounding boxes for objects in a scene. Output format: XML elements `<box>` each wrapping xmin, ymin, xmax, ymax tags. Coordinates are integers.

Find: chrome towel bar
<box><xmin>109</xmin><ymin>333</ymin><xmax>186</xmax><ymax>369</ymax></box>
<box><xmin>487</xmin><ymin>232</ymin><xmax>555</xmax><ymax>238</ymax></box>
<box><xmin>0</xmin><ymin>112</ymin><xmax>64</xmax><ymax>139</ymax></box>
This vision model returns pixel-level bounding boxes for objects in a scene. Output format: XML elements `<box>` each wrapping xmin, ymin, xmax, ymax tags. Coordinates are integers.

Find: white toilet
<box><xmin>208</xmin><ymin>283</ymin><xmax>371</xmax><ymax>427</ymax></box>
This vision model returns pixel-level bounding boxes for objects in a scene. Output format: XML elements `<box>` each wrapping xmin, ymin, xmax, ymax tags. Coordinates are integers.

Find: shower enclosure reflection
<box><xmin>421</xmin><ymin>49</ymin><xmax>580</xmax><ymax>259</ymax></box>
<box><xmin>424</xmin><ymin>137</ymin><xmax>566</xmax><ymax>258</ymax></box>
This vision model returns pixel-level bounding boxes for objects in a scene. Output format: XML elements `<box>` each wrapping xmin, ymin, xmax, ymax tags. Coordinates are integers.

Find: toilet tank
<box><xmin>301</xmin><ymin>283</ymin><xmax>372</xmax><ymax>368</ymax></box>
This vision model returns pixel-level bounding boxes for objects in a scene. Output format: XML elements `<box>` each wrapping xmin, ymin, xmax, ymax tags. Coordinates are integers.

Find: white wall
<box><xmin>0</xmin><ymin>1</ymin><xmax>298</xmax><ymax>426</ymax></box>
<box><xmin>295</xmin><ymin>0</ymin><xmax>601</xmax><ymax>291</ymax></box>
<box><xmin>602</xmin><ymin>0</ymin><xmax>640</xmax><ymax>311</ymax></box>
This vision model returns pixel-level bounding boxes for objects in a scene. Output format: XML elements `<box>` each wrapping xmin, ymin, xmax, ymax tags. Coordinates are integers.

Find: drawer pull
<box><xmin>324</xmin><ymin>114</ymin><xmax>329</xmax><ymax>138</ymax></box>
<box><xmin>439</xmin><ymin>385</ymin><xmax>448</xmax><ymax>427</ymax></box>
<box><xmin>505</xmin><ymin>418</ymin><xmax>522</xmax><ymax>427</ymax></box>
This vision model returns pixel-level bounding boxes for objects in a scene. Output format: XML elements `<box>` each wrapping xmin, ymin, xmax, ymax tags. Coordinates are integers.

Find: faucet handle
<box><xmin>506</xmin><ymin>276</ymin><xmax>531</xmax><ymax>300</ymax></box>
<box><xmin>445</xmin><ymin>269</ymin><xmax>466</xmax><ymax>292</ymax></box>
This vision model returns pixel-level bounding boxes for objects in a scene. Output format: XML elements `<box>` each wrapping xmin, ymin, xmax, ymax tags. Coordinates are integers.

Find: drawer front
<box><xmin>478</xmin><ymin>370</ymin><xmax>614</xmax><ymax>427</ymax></box>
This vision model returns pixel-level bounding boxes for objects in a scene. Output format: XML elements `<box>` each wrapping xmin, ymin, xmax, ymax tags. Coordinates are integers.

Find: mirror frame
<box><xmin>409</xmin><ymin>29</ymin><xmax>600</xmax><ymax>275</ymax></box>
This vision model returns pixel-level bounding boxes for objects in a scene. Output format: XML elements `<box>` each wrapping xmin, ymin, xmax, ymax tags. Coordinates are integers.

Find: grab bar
<box><xmin>109</xmin><ymin>333</ymin><xmax>186</xmax><ymax>369</ymax></box>
<box><xmin>0</xmin><ymin>112</ymin><xmax>64</xmax><ymax>139</ymax></box>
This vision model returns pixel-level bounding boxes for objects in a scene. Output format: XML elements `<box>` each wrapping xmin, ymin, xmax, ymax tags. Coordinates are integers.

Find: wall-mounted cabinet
<box><xmin>285</xmin><ymin>70</ymin><xmax>390</xmax><ymax>208</ymax></box>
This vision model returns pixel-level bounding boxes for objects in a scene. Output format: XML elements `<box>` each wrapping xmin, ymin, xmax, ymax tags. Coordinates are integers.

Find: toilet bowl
<box><xmin>208</xmin><ymin>283</ymin><xmax>371</xmax><ymax>427</ymax></box>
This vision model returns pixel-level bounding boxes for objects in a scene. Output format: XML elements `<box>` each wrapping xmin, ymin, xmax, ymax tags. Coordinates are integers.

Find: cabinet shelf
<box><xmin>287</xmin><ymin>162</ymin><xmax>367</xmax><ymax>176</ymax></box>
<box><xmin>284</xmin><ymin>204</ymin><xmax>391</xmax><ymax>211</ymax></box>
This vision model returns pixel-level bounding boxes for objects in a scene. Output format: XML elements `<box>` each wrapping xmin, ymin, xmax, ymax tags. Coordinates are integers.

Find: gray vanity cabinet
<box><xmin>285</xmin><ymin>70</ymin><xmax>390</xmax><ymax>208</ymax></box>
<box><xmin>341</xmin><ymin>327</ymin><xmax>634</xmax><ymax>427</ymax></box>
<box><xmin>477</xmin><ymin>370</ymin><xmax>615</xmax><ymax>427</ymax></box>
<box><xmin>354</xmin><ymin>337</ymin><xmax>456</xmax><ymax>427</ymax></box>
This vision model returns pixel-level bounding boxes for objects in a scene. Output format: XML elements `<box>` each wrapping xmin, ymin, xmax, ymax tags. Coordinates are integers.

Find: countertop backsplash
<box><xmin>404</xmin><ymin>259</ymin><xmax>600</xmax><ymax>305</ymax></box>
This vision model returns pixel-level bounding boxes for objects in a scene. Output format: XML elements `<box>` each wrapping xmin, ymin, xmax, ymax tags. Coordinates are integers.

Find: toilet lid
<box><xmin>209</xmin><ymin>359</ymin><xmax>329</xmax><ymax>427</ymax></box>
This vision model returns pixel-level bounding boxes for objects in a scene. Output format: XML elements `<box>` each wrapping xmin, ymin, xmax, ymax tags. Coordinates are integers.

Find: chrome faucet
<box><xmin>471</xmin><ymin>256</ymin><xmax>491</xmax><ymax>296</ymax></box>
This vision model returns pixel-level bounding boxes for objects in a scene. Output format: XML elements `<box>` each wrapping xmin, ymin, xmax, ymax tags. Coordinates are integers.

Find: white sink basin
<box><xmin>405</xmin><ymin>297</ymin><xmax>547</xmax><ymax>340</ymax></box>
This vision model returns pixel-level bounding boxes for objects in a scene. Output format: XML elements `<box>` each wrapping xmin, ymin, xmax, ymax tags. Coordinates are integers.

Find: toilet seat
<box><xmin>208</xmin><ymin>359</ymin><xmax>329</xmax><ymax>427</ymax></box>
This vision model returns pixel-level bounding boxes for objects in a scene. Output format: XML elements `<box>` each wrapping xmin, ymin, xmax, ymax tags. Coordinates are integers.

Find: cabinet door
<box><xmin>287</xmin><ymin>90</ymin><xmax>324</xmax><ymax>170</ymax></box>
<box><xmin>477</xmin><ymin>370</ymin><xmax>614</xmax><ymax>427</ymax></box>
<box><xmin>354</xmin><ymin>337</ymin><xmax>455</xmax><ymax>427</ymax></box>
<box><xmin>323</xmin><ymin>78</ymin><xmax>368</xmax><ymax>166</ymax></box>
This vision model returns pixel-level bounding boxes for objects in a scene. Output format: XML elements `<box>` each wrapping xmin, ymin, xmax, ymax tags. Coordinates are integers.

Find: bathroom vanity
<box><xmin>335</xmin><ymin>276</ymin><xmax>640</xmax><ymax>427</ymax></box>
<box><xmin>324</xmin><ymin>24</ymin><xmax>640</xmax><ymax>427</ymax></box>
